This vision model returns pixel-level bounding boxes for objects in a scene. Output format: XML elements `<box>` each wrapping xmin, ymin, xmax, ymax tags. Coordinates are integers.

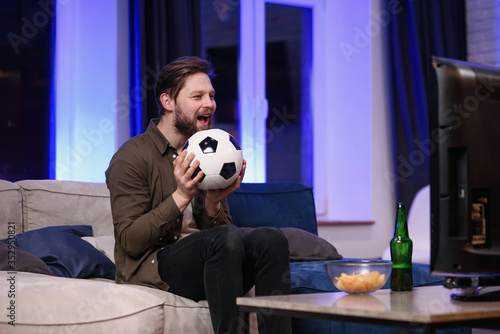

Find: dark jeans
<box><xmin>157</xmin><ymin>224</ymin><xmax>292</xmax><ymax>334</ymax></box>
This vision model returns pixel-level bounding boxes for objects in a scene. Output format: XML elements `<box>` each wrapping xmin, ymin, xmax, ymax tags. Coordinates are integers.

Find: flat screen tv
<box><xmin>429</xmin><ymin>56</ymin><xmax>500</xmax><ymax>300</ymax></box>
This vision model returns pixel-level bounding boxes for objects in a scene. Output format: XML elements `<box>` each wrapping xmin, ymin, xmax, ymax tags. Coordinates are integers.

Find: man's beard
<box><xmin>173</xmin><ymin>105</ymin><xmax>212</xmax><ymax>139</ymax></box>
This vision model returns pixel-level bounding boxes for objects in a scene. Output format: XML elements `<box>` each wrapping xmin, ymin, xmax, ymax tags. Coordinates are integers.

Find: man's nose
<box><xmin>202</xmin><ymin>95</ymin><xmax>214</xmax><ymax>108</ymax></box>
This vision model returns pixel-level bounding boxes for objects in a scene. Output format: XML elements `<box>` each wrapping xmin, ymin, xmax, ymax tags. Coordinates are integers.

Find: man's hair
<box><xmin>154</xmin><ymin>56</ymin><xmax>215</xmax><ymax>115</ymax></box>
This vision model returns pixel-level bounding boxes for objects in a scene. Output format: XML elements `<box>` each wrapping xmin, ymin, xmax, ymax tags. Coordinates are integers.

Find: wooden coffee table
<box><xmin>237</xmin><ymin>285</ymin><xmax>500</xmax><ymax>333</ymax></box>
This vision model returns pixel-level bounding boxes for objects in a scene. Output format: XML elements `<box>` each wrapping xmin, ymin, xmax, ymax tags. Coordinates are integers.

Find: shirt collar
<box><xmin>146</xmin><ymin>118</ymin><xmax>175</xmax><ymax>155</ymax></box>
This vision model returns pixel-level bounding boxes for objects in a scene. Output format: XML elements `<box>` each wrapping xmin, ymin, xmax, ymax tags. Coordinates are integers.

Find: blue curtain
<box><xmin>49</xmin><ymin>7</ymin><xmax>57</xmax><ymax>179</ymax></box>
<box><xmin>128</xmin><ymin>0</ymin><xmax>201</xmax><ymax>135</ymax></box>
<box><xmin>387</xmin><ymin>0</ymin><xmax>467</xmax><ymax>206</ymax></box>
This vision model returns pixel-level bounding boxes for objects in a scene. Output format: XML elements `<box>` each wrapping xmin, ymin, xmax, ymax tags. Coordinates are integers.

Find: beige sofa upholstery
<box><xmin>0</xmin><ymin>179</ymin><xmax>214</xmax><ymax>333</ymax></box>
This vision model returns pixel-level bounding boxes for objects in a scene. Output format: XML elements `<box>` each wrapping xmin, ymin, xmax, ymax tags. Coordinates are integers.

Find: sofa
<box><xmin>0</xmin><ymin>179</ymin><xmax>466</xmax><ymax>334</ymax></box>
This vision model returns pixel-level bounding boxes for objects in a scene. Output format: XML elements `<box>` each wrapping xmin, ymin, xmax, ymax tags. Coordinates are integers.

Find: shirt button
<box><xmin>173</xmin><ymin>154</ymin><xmax>177</xmax><ymax>159</ymax></box>
<box><xmin>174</xmin><ymin>236</ymin><xmax>179</xmax><ymax>240</ymax></box>
<box><xmin>151</xmin><ymin>260</ymin><xmax>155</xmax><ymax>264</ymax></box>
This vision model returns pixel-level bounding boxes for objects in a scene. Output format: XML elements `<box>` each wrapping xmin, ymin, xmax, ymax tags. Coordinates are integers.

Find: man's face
<box><xmin>172</xmin><ymin>72</ymin><xmax>216</xmax><ymax>139</ymax></box>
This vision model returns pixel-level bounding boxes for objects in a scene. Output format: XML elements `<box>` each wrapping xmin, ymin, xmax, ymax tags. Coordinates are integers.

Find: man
<box><xmin>105</xmin><ymin>56</ymin><xmax>291</xmax><ymax>334</ymax></box>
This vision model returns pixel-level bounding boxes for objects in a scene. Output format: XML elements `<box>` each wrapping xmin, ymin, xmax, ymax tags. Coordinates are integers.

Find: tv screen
<box><xmin>429</xmin><ymin>56</ymin><xmax>500</xmax><ymax>300</ymax></box>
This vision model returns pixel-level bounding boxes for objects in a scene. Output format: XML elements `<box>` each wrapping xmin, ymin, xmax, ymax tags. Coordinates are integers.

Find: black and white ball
<box><xmin>183</xmin><ymin>129</ymin><xmax>243</xmax><ymax>190</ymax></box>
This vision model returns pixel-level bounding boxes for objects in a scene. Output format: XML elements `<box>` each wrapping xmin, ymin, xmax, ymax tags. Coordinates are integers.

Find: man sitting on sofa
<box><xmin>105</xmin><ymin>56</ymin><xmax>291</xmax><ymax>334</ymax></box>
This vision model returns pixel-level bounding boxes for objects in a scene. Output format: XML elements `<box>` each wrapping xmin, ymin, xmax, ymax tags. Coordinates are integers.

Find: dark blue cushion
<box><xmin>14</xmin><ymin>225</ymin><xmax>115</xmax><ymax>279</ymax></box>
<box><xmin>227</xmin><ymin>182</ymin><xmax>318</xmax><ymax>235</ymax></box>
<box><xmin>290</xmin><ymin>259</ymin><xmax>445</xmax><ymax>294</ymax></box>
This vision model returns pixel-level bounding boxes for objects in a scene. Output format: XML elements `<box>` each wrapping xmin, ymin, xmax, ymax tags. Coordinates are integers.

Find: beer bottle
<box><xmin>390</xmin><ymin>202</ymin><xmax>413</xmax><ymax>291</ymax></box>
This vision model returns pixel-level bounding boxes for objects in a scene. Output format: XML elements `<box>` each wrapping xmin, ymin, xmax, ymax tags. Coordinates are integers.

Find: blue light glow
<box><xmin>54</xmin><ymin>1</ymin><xmax>120</xmax><ymax>181</ymax></box>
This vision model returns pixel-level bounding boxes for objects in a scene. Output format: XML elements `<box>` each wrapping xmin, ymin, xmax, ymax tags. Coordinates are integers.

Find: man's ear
<box><xmin>160</xmin><ymin>93</ymin><xmax>174</xmax><ymax>112</ymax></box>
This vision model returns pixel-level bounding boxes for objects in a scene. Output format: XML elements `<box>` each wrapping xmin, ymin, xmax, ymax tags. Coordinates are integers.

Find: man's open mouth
<box><xmin>197</xmin><ymin>115</ymin><xmax>210</xmax><ymax>122</ymax></box>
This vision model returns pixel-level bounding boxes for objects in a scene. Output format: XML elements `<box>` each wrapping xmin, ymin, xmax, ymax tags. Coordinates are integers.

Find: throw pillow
<box><xmin>14</xmin><ymin>225</ymin><xmax>115</xmax><ymax>279</ymax></box>
<box><xmin>281</xmin><ymin>227</ymin><xmax>342</xmax><ymax>261</ymax></box>
<box><xmin>82</xmin><ymin>235</ymin><xmax>115</xmax><ymax>263</ymax></box>
<box><xmin>228</xmin><ymin>183</ymin><xmax>318</xmax><ymax>235</ymax></box>
<box><xmin>239</xmin><ymin>227</ymin><xmax>342</xmax><ymax>261</ymax></box>
<box><xmin>0</xmin><ymin>242</ymin><xmax>53</xmax><ymax>275</ymax></box>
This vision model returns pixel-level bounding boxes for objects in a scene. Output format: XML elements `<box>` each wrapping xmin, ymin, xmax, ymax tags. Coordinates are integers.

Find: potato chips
<box><xmin>334</xmin><ymin>271</ymin><xmax>386</xmax><ymax>294</ymax></box>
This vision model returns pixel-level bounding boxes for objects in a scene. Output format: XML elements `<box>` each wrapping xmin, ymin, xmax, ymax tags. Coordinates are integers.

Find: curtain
<box><xmin>129</xmin><ymin>0</ymin><xmax>202</xmax><ymax>135</ymax></box>
<box><xmin>386</xmin><ymin>0</ymin><xmax>467</xmax><ymax>206</ymax></box>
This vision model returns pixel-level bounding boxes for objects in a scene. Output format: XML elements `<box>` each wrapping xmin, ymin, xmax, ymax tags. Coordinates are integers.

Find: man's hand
<box><xmin>205</xmin><ymin>159</ymin><xmax>247</xmax><ymax>216</ymax></box>
<box><xmin>172</xmin><ymin>150</ymin><xmax>204</xmax><ymax>212</ymax></box>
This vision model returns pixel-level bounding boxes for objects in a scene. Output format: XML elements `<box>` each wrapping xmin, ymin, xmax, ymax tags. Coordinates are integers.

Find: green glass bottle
<box><xmin>390</xmin><ymin>202</ymin><xmax>413</xmax><ymax>291</ymax></box>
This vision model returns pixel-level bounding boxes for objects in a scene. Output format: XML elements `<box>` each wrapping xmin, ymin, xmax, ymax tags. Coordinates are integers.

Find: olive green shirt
<box><xmin>105</xmin><ymin>119</ymin><xmax>231</xmax><ymax>291</ymax></box>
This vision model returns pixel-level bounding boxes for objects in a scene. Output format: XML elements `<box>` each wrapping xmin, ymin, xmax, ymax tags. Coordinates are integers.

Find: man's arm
<box><xmin>106</xmin><ymin>150</ymin><xmax>183</xmax><ymax>257</ymax></box>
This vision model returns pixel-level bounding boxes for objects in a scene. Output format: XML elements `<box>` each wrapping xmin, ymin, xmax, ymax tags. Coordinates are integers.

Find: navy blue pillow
<box><xmin>14</xmin><ymin>225</ymin><xmax>115</xmax><ymax>279</ymax></box>
<box><xmin>227</xmin><ymin>182</ymin><xmax>318</xmax><ymax>235</ymax></box>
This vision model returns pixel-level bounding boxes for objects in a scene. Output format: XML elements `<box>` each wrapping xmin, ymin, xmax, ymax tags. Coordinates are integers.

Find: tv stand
<box><xmin>451</xmin><ymin>286</ymin><xmax>500</xmax><ymax>301</ymax></box>
<box><xmin>444</xmin><ymin>276</ymin><xmax>500</xmax><ymax>301</ymax></box>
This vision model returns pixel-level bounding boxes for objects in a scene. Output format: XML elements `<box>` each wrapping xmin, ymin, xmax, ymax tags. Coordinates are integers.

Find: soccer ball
<box><xmin>183</xmin><ymin>129</ymin><xmax>243</xmax><ymax>190</ymax></box>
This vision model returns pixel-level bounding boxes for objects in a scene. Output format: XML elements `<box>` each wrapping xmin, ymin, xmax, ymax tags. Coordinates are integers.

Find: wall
<box><xmin>466</xmin><ymin>0</ymin><xmax>500</xmax><ymax>66</ymax></box>
<box><xmin>316</xmin><ymin>0</ymin><xmax>396</xmax><ymax>259</ymax></box>
<box><xmin>54</xmin><ymin>0</ymin><xmax>129</xmax><ymax>182</ymax></box>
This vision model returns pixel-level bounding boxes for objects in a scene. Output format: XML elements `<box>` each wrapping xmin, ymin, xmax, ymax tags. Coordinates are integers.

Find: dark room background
<box><xmin>0</xmin><ymin>0</ymin><xmax>54</xmax><ymax>181</ymax></box>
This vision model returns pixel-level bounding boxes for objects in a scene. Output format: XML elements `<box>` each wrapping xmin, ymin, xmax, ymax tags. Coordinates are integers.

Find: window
<box><xmin>200</xmin><ymin>0</ymin><xmax>318</xmax><ymax>186</ymax></box>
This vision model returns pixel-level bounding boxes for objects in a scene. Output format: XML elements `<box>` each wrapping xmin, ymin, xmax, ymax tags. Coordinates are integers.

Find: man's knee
<box><xmin>213</xmin><ymin>224</ymin><xmax>244</xmax><ymax>253</ymax></box>
<box><xmin>246</xmin><ymin>227</ymin><xmax>289</xmax><ymax>252</ymax></box>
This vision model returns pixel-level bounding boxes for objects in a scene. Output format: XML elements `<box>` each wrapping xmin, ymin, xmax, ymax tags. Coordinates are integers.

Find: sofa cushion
<box><xmin>16</xmin><ymin>179</ymin><xmax>113</xmax><ymax>236</ymax></box>
<box><xmin>228</xmin><ymin>182</ymin><xmax>318</xmax><ymax>235</ymax></box>
<box><xmin>0</xmin><ymin>180</ymin><xmax>23</xmax><ymax>239</ymax></box>
<box><xmin>14</xmin><ymin>225</ymin><xmax>115</xmax><ymax>279</ymax></box>
<box><xmin>282</xmin><ymin>227</ymin><xmax>342</xmax><ymax>261</ymax></box>
<box><xmin>0</xmin><ymin>243</ymin><xmax>53</xmax><ymax>275</ymax></box>
<box><xmin>131</xmin><ymin>284</ymin><xmax>214</xmax><ymax>333</ymax></box>
<box><xmin>240</xmin><ymin>227</ymin><xmax>342</xmax><ymax>261</ymax></box>
<box><xmin>290</xmin><ymin>260</ymin><xmax>445</xmax><ymax>294</ymax></box>
<box><xmin>0</xmin><ymin>271</ymin><xmax>165</xmax><ymax>333</ymax></box>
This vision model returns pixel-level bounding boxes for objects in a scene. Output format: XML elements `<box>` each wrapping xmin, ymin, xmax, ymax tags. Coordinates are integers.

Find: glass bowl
<box><xmin>325</xmin><ymin>260</ymin><xmax>392</xmax><ymax>294</ymax></box>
